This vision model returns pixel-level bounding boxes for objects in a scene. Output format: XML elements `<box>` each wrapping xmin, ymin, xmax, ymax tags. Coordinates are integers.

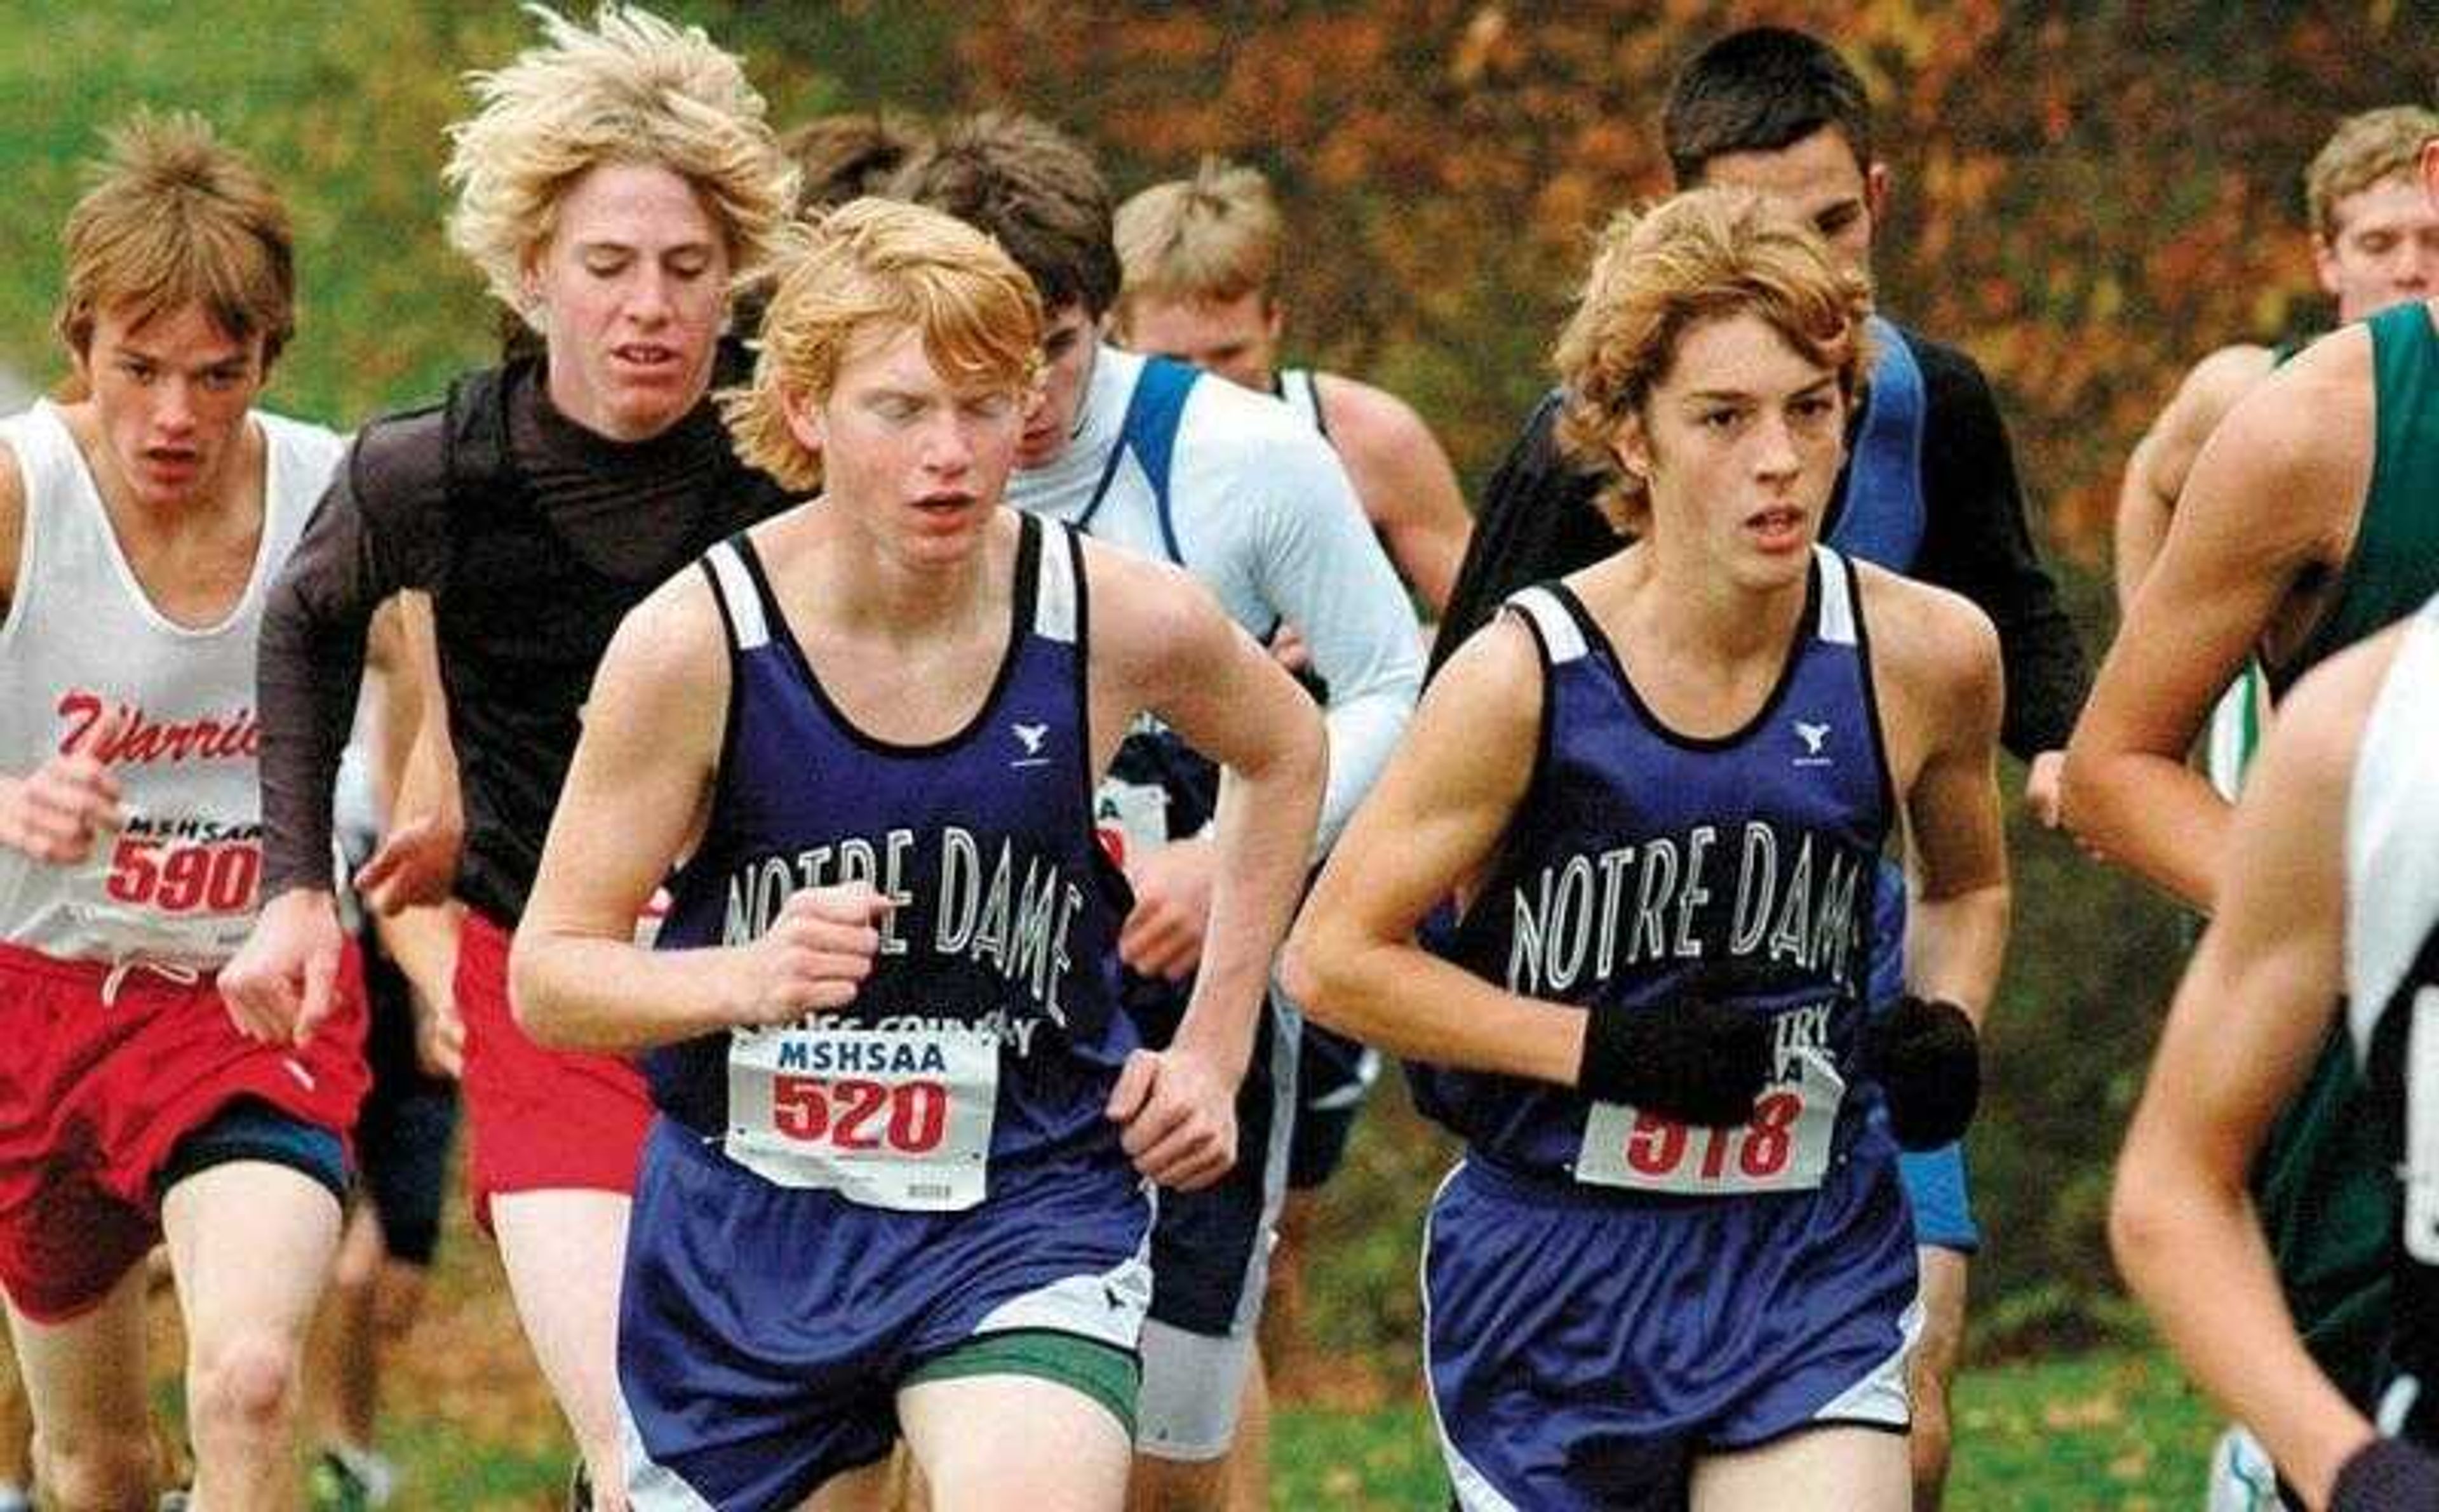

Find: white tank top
<box><xmin>2349</xmin><ymin>597</ymin><xmax>2439</xmax><ymax>1258</ymax></box>
<box><xmin>0</xmin><ymin>401</ymin><xmax>346</xmax><ymax>965</ymax></box>
<box><xmin>1277</xmin><ymin>366</ymin><xmax>1324</xmax><ymax>434</ymax></box>
<box><xmin>2349</xmin><ymin>598</ymin><xmax>2439</xmax><ymax>1033</ymax></box>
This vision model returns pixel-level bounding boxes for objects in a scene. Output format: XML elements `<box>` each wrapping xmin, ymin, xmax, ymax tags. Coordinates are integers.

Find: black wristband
<box><xmin>1869</xmin><ymin>995</ymin><xmax>1980</xmax><ymax>1150</ymax></box>
<box><xmin>1579</xmin><ymin>992</ymin><xmax>1773</xmax><ymax>1129</ymax></box>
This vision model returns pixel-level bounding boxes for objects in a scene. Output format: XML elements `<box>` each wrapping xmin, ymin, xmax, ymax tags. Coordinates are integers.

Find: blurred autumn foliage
<box><xmin>725</xmin><ymin>0</ymin><xmax>2439</xmax><ymax>565</ymax></box>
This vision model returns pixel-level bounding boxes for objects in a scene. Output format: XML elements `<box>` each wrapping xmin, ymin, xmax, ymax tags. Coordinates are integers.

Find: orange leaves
<box><xmin>822</xmin><ymin>2</ymin><xmax>2439</xmax><ymax>567</ymax></box>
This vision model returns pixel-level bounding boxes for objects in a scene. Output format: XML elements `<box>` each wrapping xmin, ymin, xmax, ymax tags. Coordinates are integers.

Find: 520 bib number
<box><xmin>725</xmin><ymin>1025</ymin><xmax>997</xmax><ymax>1212</ymax></box>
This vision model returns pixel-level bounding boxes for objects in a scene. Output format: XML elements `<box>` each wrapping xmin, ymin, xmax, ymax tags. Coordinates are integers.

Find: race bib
<box><xmin>1093</xmin><ymin>777</ymin><xmax>1170</xmax><ymax>869</ymax></box>
<box><xmin>1575</xmin><ymin>1047</ymin><xmax>1846</xmax><ymax>1195</ymax></box>
<box><xmin>68</xmin><ymin>815</ymin><xmax>260</xmax><ymax>961</ymax></box>
<box><xmin>725</xmin><ymin>1024</ymin><xmax>997</xmax><ymax>1212</ymax></box>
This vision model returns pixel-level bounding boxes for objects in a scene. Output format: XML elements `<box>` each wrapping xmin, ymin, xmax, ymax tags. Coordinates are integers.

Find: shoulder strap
<box><xmin>0</xmin><ymin>404</ymin><xmax>79</xmax><ymax>507</ymax></box>
<box><xmin>700</xmin><ymin>536</ymin><xmax>770</xmax><ymax>653</ymax></box>
<box><xmin>1503</xmin><ymin>584</ymin><xmax>1588</xmax><ymax>665</ymax></box>
<box><xmin>1080</xmin><ymin>356</ymin><xmax>1202</xmax><ymax>563</ymax></box>
<box><xmin>440</xmin><ymin>361</ymin><xmax>526</xmax><ymax>512</ymax></box>
<box><xmin>1278</xmin><ymin>367</ymin><xmax>1327</xmax><ymax>438</ymax></box>
<box><xmin>1830</xmin><ymin>316</ymin><xmax>1929</xmax><ymax>572</ymax></box>
<box><xmin>1812</xmin><ymin>546</ymin><xmax>1859</xmax><ymax>648</ymax></box>
<box><xmin>2285</xmin><ymin>304</ymin><xmax>2439</xmax><ymax>686</ymax></box>
<box><xmin>1032</xmin><ymin>514</ymin><xmax>1082</xmax><ymax>646</ymax></box>
<box><xmin>0</xmin><ymin>407</ymin><xmax>83</xmax><ymax>628</ymax></box>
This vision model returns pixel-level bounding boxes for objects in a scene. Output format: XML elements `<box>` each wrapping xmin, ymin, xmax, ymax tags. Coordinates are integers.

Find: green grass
<box><xmin>326</xmin><ymin>1344</ymin><xmax>2217</xmax><ymax>1509</ymax></box>
<box><xmin>1268</xmin><ymin>1345</ymin><xmax>2220</xmax><ymax>1509</ymax></box>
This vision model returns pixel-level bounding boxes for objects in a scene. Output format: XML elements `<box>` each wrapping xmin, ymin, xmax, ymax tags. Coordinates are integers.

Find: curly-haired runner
<box><xmin>1287</xmin><ymin>189</ymin><xmax>2009</xmax><ymax>1511</ymax></box>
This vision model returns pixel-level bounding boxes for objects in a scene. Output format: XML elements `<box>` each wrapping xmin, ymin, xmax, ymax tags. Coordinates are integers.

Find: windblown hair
<box><xmin>56</xmin><ymin>110</ymin><xmax>296</xmax><ymax>363</ymax></box>
<box><xmin>1554</xmin><ymin>188</ymin><xmax>1872</xmax><ymax>535</ymax></box>
<box><xmin>888</xmin><ymin>111</ymin><xmax>1120</xmax><ymax>319</ymax></box>
<box><xmin>1113</xmin><ymin>157</ymin><xmax>1282</xmax><ymax>316</ymax></box>
<box><xmin>723</xmin><ymin>197</ymin><xmax>1044</xmax><ymax>492</ymax></box>
<box><xmin>2306</xmin><ymin>105</ymin><xmax>2439</xmax><ymax>241</ymax></box>
<box><xmin>444</xmin><ymin>3</ymin><xmax>796</xmax><ymax>326</ymax></box>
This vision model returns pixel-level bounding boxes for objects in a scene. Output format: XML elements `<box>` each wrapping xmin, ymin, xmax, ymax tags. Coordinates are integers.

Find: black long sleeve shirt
<box><xmin>257</xmin><ymin>358</ymin><xmax>791</xmax><ymax>921</ymax></box>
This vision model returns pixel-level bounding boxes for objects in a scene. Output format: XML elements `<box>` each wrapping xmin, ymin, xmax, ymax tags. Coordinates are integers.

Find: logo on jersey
<box><xmin>57</xmin><ymin>690</ymin><xmax>260</xmax><ymax>766</ymax></box>
<box><xmin>1010</xmin><ymin>721</ymin><xmax>1051</xmax><ymax>768</ymax></box>
<box><xmin>1792</xmin><ymin>720</ymin><xmax>1833</xmax><ymax>767</ymax></box>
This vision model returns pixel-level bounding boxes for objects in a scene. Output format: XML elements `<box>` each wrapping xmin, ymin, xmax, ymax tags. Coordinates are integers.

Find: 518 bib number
<box><xmin>1575</xmin><ymin>1049</ymin><xmax>1846</xmax><ymax>1195</ymax></box>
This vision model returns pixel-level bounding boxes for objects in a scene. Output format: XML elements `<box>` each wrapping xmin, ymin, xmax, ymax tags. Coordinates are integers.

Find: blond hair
<box><xmin>1113</xmin><ymin>157</ymin><xmax>1282</xmax><ymax>317</ymax></box>
<box><xmin>2306</xmin><ymin>105</ymin><xmax>2439</xmax><ymax>241</ymax></box>
<box><xmin>56</xmin><ymin>111</ymin><xmax>296</xmax><ymax>363</ymax></box>
<box><xmin>1554</xmin><ymin>188</ymin><xmax>1872</xmax><ymax>535</ymax></box>
<box><xmin>723</xmin><ymin>198</ymin><xmax>1044</xmax><ymax>492</ymax></box>
<box><xmin>444</xmin><ymin>3</ymin><xmax>796</xmax><ymax>326</ymax></box>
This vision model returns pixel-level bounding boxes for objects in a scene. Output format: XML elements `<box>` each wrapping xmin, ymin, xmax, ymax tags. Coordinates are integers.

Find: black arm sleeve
<box><xmin>1427</xmin><ymin>390</ymin><xmax>1622</xmax><ymax>680</ymax></box>
<box><xmin>1911</xmin><ymin>339</ymin><xmax>2090</xmax><ymax>757</ymax></box>
<box><xmin>256</xmin><ymin>415</ymin><xmax>453</xmax><ymax>897</ymax></box>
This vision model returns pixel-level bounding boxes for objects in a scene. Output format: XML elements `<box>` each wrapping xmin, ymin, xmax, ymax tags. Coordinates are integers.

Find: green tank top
<box><xmin>2276</xmin><ymin>300</ymin><xmax>2439</xmax><ymax>690</ymax></box>
<box><xmin>2255</xmin><ymin>298</ymin><xmax>2439</xmax><ymax>1405</ymax></box>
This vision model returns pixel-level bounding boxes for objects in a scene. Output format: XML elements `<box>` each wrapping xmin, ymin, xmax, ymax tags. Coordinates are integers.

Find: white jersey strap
<box><xmin>0</xmin><ymin>406</ymin><xmax>95</xmax><ymax>628</ymax></box>
<box><xmin>2348</xmin><ymin>599</ymin><xmax>2439</xmax><ymax>1052</ymax></box>
<box><xmin>1813</xmin><ymin>547</ymin><xmax>1859</xmax><ymax>647</ymax></box>
<box><xmin>1</xmin><ymin>405</ymin><xmax>84</xmax><ymax>507</ymax></box>
<box><xmin>1277</xmin><ymin>368</ymin><xmax>1326</xmax><ymax>436</ymax></box>
<box><xmin>1033</xmin><ymin>516</ymin><xmax>1081</xmax><ymax>645</ymax></box>
<box><xmin>1504</xmin><ymin>585</ymin><xmax>1587</xmax><ymax>665</ymax></box>
<box><xmin>702</xmin><ymin>539</ymin><xmax>770</xmax><ymax>653</ymax></box>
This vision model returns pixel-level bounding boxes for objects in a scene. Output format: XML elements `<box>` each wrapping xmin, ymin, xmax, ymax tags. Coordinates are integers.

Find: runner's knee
<box><xmin>189</xmin><ymin>1330</ymin><xmax>301</xmax><ymax>1442</ymax></box>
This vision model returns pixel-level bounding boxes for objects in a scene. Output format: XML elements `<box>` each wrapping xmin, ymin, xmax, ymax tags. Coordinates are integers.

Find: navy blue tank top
<box><xmin>1416</xmin><ymin>547</ymin><xmax>1898</xmax><ymax>1186</ymax></box>
<box><xmin>648</xmin><ymin>513</ymin><xmax>1139</xmax><ymax>1169</ymax></box>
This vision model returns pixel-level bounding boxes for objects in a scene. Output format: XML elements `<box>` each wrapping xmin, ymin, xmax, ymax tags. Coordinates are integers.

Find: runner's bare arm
<box><xmin>2066</xmin><ymin>335</ymin><xmax>2368</xmax><ymax>911</ymax></box>
<box><xmin>512</xmin><ymin>569</ymin><xmax>859</xmax><ymax>1054</ymax></box>
<box><xmin>1283</xmin><ymin>615</ymin><xmax>1587</xmax><ymax>1087</ymax></box>
<box><xmin>1319</xmin><ymin>373</ymin><xmax>1474</xmax><ymax>615</ymax></box>
<box><xmin>359</xmin><ymin>592</ymin><xmax>466</xmax><ymax>1071</ymax></box>
<box><xmin>1867</xmin><ymin>571</ymin><xmax>2009</xmax><ymax>1022</ymax></box>
<box><xmin>1091</xmin><ymin>542</ymin><xmax>1325</xmax><ymax>1084</ymax></box>
<box><xmin>2113</xmin><ymin>344</ymin><xmax>2271</xmax><ymax>611</ymax></box>
<box><xmin>2110</xmin><ymin>629</ymin><xmax>2401</xmax><ymax>1510</ymax></box>
<box><xmin>355</xmin><ymin>591</ymin><xmax>462</xmax><ymax>914</ymax></box>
